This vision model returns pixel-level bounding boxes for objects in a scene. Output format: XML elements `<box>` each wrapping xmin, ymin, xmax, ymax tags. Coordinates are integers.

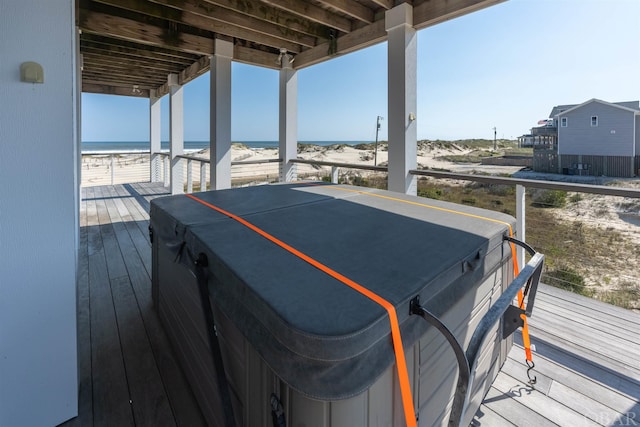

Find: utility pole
<box><xmin>374</xmin><ymin>116</ymin><xmax>383</xmax><ymax>166</ymax></box>
<box><xmin>493</xmin><ymin>126</ymin><xmax>497</xmax><ymax>151</ymax></box>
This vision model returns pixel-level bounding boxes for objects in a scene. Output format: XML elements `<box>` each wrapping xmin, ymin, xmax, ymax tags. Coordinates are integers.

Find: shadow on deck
<box><xmin>62</xmin><ymin>183</ymin><xmax>639</xmax><ymax>427</ymax></box>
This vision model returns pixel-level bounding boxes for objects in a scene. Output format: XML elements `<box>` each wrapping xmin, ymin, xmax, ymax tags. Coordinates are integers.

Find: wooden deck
<box><xmin>63</xmin><ymin>183</ymin><xmax>639</xmax><ymax>427</ymax></box>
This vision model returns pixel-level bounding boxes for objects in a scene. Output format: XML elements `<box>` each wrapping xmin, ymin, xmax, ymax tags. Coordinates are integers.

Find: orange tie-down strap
<box><xmin>185</xmin><ymin>193</ymin><xmax>418</xmax><ymax>427</ymax></box>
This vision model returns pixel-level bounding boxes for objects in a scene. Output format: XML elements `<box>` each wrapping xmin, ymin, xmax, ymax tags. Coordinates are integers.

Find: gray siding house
<box><xmin>534</xmin><ymin>99</ymin><xmax>640</xmax><ymax>177</ymax></box>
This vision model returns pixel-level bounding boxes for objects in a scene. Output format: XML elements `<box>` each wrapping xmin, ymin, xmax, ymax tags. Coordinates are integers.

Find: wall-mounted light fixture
<box><xmin>21</xmin><ymin>62</ymin><xmax>44</xmax><ymax>83</ymax></box>
<box><xmin>408</xmin><ymin>112</ymin><xmax>416</xmax><ymax>122</ymax></box>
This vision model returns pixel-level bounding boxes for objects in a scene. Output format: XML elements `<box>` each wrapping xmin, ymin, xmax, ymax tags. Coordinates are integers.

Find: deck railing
<box><xmin>82</xmin><ymin>151</ymin><xmax>152</xmax><ymax>186</ymax></box>
<box><xmin>81</xmin><ymin>151</ymin><xmax>640</xmax><ymax>310</ymax></box>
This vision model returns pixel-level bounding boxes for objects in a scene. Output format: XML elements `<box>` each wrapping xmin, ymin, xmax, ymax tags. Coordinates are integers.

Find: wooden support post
<box><xmin>150</xmin><ymin>90</ymin><xmax>162</xmax><ymax>182</ymax></box>
<box><xmin>386</xmin><ymin>4</ymin><xmax>417</xmax><ymax>195</ymax></box>
<box><xmin>279</xmin><ymin>51</ymin><xmax>298</xmax><ymax>182</ymax></box>
<box><xmin>210</xmin><ymin>39</ymin><xmax>233</xmax><ymax>190</ymax></box>
<box><xmin>169</xmin><ymin>74</ymin><xmax>184</xmax><ymax>194</ymax></box>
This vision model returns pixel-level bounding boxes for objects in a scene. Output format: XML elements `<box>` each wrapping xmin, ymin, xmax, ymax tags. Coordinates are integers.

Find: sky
<box><xmin>81</xmin><ymin>0</ymin><xmax>640</xmax><ymax>143</ymax></box>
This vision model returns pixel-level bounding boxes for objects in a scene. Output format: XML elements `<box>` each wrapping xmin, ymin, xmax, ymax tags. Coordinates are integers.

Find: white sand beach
<box><xmin>81</xmin><ymin>142</ymin><xmax>524</xmax><ymax>187</ymax></box>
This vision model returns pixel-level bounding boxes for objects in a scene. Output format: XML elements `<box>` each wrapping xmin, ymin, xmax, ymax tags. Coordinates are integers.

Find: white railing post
<box><xmin>200</xmin><ymin>161</ymin><xmax>207</xmax><ymax>191</ymax></box>
<box><xmin>187</xmin><ymin>159</ymin><xmax>193</xmax><ymax>193</ymax></box>
<box><xmin>331</xmin><ymin>166</ymin><xmax>339</xmax><ymax>184</ymax></box>
<box><xmin>163</xmin><ymin>155</ymin><xmax>170</xmax><ymax>187</ymax></box>
<box><xmin>150</xmin><ymin>90</ymin><xmax>162</xmax><ymax>182</ymax></box>
<box><xmin>516</xmin><ymin>184</ymin><xmax>526</xmax><ymax>268</ymax></box>
<box><xmin>110</xmin><ymin>154</ymin><xmax>115</xmax><ymax>185</ymax></box>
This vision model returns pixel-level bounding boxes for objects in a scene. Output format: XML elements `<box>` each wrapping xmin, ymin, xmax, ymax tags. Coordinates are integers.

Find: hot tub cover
<box><xmin>150</xmin><ymin>183</ymin><xmax>516</xmax><ymax>400</ymax></box>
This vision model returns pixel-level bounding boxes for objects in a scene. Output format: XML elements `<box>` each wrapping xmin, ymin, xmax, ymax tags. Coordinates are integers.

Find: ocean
<box><xmin>81</xmin><ymin>140</ymin><xmax>368</xmax><ymax>153</ymax></box>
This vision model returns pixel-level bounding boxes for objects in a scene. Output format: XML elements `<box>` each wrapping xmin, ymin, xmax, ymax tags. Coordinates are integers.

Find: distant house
<box><xmin>530</xmin><ymin>99</ymin><xmax>640</xmax><ymax>177</ymax></box>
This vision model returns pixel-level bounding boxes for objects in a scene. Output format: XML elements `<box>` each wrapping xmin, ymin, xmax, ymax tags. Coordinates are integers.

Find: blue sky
<box><xmin>82</xmin><ymin>0</ymin><xmax>640</xmax><ymax>143</ymax></box>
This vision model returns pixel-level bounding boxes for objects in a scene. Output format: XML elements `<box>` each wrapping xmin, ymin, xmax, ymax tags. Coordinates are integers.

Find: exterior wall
<box><xmin>559</xmin><ymin>154</ymin><xmax>634</xmax><ymax>177</ymax></box>
<box><xmin>558</xmin><ymin>101</ymin><xmax>635</xmax><ymax>156</ymax></box>
<box><xmin>635</xmin><ymin>114</ymin><xmax>640</xmax><ymax>159</ymax></box>
<box><xmin>0</xmin><ymin>1</ymin><xmax>79</xmax><ymax>425</ymax></box>
<box><xmin>533</xmin><ymin>149</ymin><xmax>559</xmax><ymax>174</ymax></box>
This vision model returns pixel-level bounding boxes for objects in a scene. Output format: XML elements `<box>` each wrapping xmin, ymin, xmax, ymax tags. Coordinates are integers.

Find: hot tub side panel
<box><xmin>152</xmin><ymin>233</ymin><xmax>514</xmax><ymax>427</ymax></box>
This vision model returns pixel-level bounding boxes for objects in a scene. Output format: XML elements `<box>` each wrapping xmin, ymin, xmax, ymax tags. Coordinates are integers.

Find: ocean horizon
<box><xmin>81</xmin><ymin>140</ymin><xmax>371</xmax><ymax>153</ymax></box>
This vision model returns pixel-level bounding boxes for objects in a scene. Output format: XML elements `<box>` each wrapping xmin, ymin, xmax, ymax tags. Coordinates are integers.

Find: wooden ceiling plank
<box><xmin>90</xmin><ymin>0</ymin><xmax>304</xmax><ymax>52</ymax></box>
<box><xmin>81</xmin><ymin>40</ymin><xmax>197</xmax><ymax>65</ymax></box>
<box><xmin>82</xmin><ymin>51</ymin><xmax>187</xmax><ymax>73</ymax></box>
<box><xmin>413</xmin><ymin>0</ymin><xmax>506</xmax><ymax>29</ymax></box>
<box><xmin>83</xmin><ymin>82</ymin><xmax>150</xmax><ymax>97</ymax></box>
<box><xmin>83</xmin><ymin>72</ymin><xmax>167</xmax><ymax>85</ymax></box>
<box><xmin>83</xmin><ymin>75</ymin><xmax>161</xmax><ymax>88</ymax></box>
<box><xmin>146</xmin><ymin>0</ymin><xmax>318</xmax><ymax>47</ymax></box>
<box><xmin>81</xmin><ymin>9</ymin><xmax>216</xmax><ymax>55</ymax></box>
<box><xmin>81</xmin><ymin>33</ymin><xmax>200</xmax><ymax>61</ymax></box>
<box><xmin>199</xmin><ymin>0</ymin><xmax>332</xmax><ymax>40</ymax></box>
<box><xmin>82</xmin><ymin>44</ymin><xmax>190</xmax><ymax>67</ymax></box>
<box><xmin>260</xmin><ymin>0</ymin><xmax>352</xmax><ymax>33</ymax></box>
<box><xmin>314</xmin><ymin>0</ymin><xmax>374</xmax><ymax>23</ymax></box>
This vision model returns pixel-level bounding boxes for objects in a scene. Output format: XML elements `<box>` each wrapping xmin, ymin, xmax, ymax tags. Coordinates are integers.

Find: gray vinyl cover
<box><xmin>150</xmin><ymin>183</ymin><xmax>515</xmax><ymax>400</ymax></box>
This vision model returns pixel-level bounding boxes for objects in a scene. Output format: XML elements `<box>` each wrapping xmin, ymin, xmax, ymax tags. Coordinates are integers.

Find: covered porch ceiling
<box><xmin>77</xmin><ymin>0</ymin><xmax>504</xmax><ymax>98</ymax></box>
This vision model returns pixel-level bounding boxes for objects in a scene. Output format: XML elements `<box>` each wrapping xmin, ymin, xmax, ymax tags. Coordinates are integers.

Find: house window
<box><xmin>591</xmin><ymin>116</ymin><xmax>598</xmax><ymax>127</ymax></box>
<box><xmin>561</xmin><ymin>117</ymin><xmax>568</xmax><ymax>127</ymax></box>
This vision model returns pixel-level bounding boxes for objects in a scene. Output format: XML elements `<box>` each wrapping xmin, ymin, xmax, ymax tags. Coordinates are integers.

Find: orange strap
<box><xmin>185</xmin><ymin>193</ymin><xmax>417</xmax><ymax>427</ymax></box>
<box><xmin>312</xmin><ymin>185</ymin><xmax>534</xmax><ymax>362</ymax></box>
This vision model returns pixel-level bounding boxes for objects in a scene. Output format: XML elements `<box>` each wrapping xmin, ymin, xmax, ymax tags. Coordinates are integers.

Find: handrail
<box><xmin>176</xmin><ymin>154</ymin><xmax>209</xmax><ymax>163</ymax></box>
<box><xmin>176</xmin><ymin>154</ymin><xmax>282</xmax><ymax>166</ymax></box>
<box><xmin>409</xmin><ymin>169</ymin><xmax>640</xmax><ymax>198</ymax></box>
<box><xmin>232</xmin><ymin>158</ymin><xmax>282</xmax><ymax>166</ymax></box>
<box><xmin>292</xmin><ymin>158</ymin><xmax>388</xmax><ymax>172</ymax></box>
<box><xmin>83</xmin><ymin>150</ymin><xmax>152</xmax><ymax>155</ymax></box>
<box><xmin>288</xmin><ymin>158</ymin><xmax>640</xmax><ymax>198</ymax></box>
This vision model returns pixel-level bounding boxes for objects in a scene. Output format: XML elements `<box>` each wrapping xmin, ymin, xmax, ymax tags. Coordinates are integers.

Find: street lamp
<box><xmin>374</xmin><ymin>116</ymin><xmax>383</xmax><ymax>166</ymax></box>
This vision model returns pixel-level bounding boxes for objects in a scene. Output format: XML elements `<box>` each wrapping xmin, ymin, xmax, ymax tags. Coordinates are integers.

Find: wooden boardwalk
<box><xmin>63</xmin><ymin>183</ymin><xmax>639</xmax><ymax>427</ymax></box>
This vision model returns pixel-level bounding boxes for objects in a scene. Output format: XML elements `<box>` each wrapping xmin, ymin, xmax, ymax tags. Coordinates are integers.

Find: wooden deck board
<box><xmin>64</xmin><ymin>183</ymin><xmax>640</xmax><ymax>427</ymax></box>
<box><xmin>478</xmin><ymin>283</ymin><xmax>640</xmax><ymax>426</ymax></box>
<box><xmin>60</xmin><ymin>184</ymin><xmax>204</xmax><ymax>427</ymax></box>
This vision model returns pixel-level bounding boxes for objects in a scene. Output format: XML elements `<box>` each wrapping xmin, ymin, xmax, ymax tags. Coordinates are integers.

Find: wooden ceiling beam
<box><xmin>80</xmin><ymin>8</ymin><xmax>216</xmax><ymax>55</ymax></box>
<box><xmin>369</xmin><ymin>0</ymin><xmax>394</xmax><ymax>10</ymax></box>
<box><xmin>294</xmin><ymin>19</ymin><xmax>386</xmax><ymax>69</ymax></box>
<box><xmin>147</xmin><ymin>0</ymin><xmax>319</xmax><ymax>46</ymax></box>
<box><xmin>314</xmin><ymin>0</ymin><xmax>374</xmax><ymax>24</ymax></box>
<box><xmin>91</xmin><ymin>0</ymin><xmax>305</xmax><ymax>52</ymax></box>
<box><xmin>413</xmin><ymin>0</ymin><xmax>506</xmax><ymax>29</ymax></box>
<box><xmin>154</xmin><ymin>55</ymin><xmax>211</xmax><ymax>97</ymax></box>
<box><xmin>260</xmin><ymin>0</ymin><xmax>352</xmax><ymax>33</ymax></box>
<box><xmin>199</xmin><ymin>0</ymin><xmax>331</xmax><ymax>40</ymax></box>
<box><xmin>233</xmin><ymin>45</ymin><xmax>280</xmax><ymax>70</ymax></box>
